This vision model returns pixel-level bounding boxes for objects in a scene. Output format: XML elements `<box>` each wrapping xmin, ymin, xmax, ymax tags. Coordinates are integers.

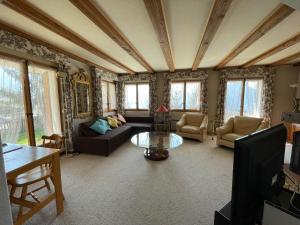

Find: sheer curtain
<box><xmin>243</xmin><ymin>79</ymin><xmax>263</xmax><ymax>118</ymax></box>
<box><xmin>224</xmin><ymin>80</ymin><xmax>243</xmax><ymax>122</ymax></box>
<box><xmin>28</xmin><ymin>65</ymin><xmax>62</xmax><ymax>145</ymax></box>
<box><xmin>0</xmin><ymin>58</ymin><xmax>25</xmax><ymax>144</ymax></box>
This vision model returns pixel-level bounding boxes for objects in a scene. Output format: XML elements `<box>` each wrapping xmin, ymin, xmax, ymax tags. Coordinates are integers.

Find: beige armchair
<box><xmin>176</xmin><ymin>112</ymin><xmax>208</xmax><ymax>142</ymax></box>
<box><xmin>216</xmin><ymin>116</ymin><xmax>270</xmax><ymax>148</ymax></box>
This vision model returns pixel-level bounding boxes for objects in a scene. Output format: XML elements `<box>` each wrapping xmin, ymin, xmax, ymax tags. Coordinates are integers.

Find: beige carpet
<box><xmin>13</xmin><ymin>137</ymin><xmax>234</xmax><ymax>225</ymax></box>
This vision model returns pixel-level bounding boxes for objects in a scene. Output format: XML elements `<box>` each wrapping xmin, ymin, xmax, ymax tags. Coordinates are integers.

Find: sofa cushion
<box><xmin>117</xmin><ymin>114</ymin><xmax>127</xmax><ymax>123</ymax></box>
<box><xmin>107</xmin><ymin>117</ymin><xmax>119</xmax><ymax>128</ymax></box>
<box><xmin>222</xmin><ymin>133</ymin><xmax>244</xmax><ymax>142</ymax></box>
<box><xmin>233</xmin><ymin>116</ymin><xmax>263</xmax><ymax>135</ymax></box>
<box><xmin>185</xmin><ymin>113</ymin><xmax>204</xmax><ymax>127</ymax></box>
<box><xmin>89</xmin><ymin>120</ymin><xmax>111</xmax><ymax>135</ymax></box>
<box><xmin>104</xmin><ymin>125</ymin><xmax>132</xmax><ymax>140</ymax></box>
<box><xmin>181</xmin><ymin>125</ymin><xmax>200</xmax><ymax>134</ymax></box>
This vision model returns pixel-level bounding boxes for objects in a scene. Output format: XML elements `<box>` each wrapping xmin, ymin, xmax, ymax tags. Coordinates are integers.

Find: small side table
<box><xmin>283</xmin><ymin>164</ymin><xmax>300</xmax><ymax>212</ymax></box>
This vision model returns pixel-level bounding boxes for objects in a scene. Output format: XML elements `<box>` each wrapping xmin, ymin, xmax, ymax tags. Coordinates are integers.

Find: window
<box><xmin>124</xmin><ymin>83</ymin><xmax>149</xmax><ymax>110</ymax></box>
<box><xmin>102</xmin><ymin>81</ymin><xmax>116</xmax><ymax>112</ymax></box>
<box><xmin>224</xmin><ymin>79</ymin><xmax>263</xmax><ymax>122</ymax></box>
<box><xmin>170</xmin><ymin>81</ymin><xmax>202</xmax><ymax>111</ymax></box>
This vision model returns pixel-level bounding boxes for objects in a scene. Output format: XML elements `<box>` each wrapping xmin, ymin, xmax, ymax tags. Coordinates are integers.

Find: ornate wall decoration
<box><xmin>72</xmin><ymin>69</ymin><xmax>92</xmax><ymax>118</ymax></box>
<box><xmin>215</xmin><ymin>66</ymin><xmax>275</xmax><ymax>127</ymax></box>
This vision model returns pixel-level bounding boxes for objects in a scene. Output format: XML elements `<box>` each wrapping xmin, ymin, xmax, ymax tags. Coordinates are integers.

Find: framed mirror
<box><xmin>73</xmin><ymin>70</ymin><xmax>91</xmax><ymax>118</ymax></box>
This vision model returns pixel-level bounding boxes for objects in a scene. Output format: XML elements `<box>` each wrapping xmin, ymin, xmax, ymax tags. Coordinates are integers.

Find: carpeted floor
<box><xmin>13</xmin><ymin>137</ymin><xmax>234</xmax><ymax>225</ymax></box>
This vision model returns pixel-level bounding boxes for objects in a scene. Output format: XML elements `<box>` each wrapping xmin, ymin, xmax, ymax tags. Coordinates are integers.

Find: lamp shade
<box><xmin>156</xmin><ymin>105</ymin><xmax>169</xmax><ymax>113</ymax></box>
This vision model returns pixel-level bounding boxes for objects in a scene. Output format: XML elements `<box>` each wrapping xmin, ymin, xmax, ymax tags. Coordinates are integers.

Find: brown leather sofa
<box><xmin>73</xmin><ymin>117</ymin><xmax>153</xmax><ymax>156</ymax></box>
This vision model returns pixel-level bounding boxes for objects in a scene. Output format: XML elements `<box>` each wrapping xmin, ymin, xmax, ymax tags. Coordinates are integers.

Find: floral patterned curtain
<box><xmin>90</xmin><ymin>66</ymin><xmax>103</xmax><ymax>117</ymax></box>
<box><xmin>215</xmin><ymin>67</ymin><xmax>275</xmax><ymax>127</ymax></box>
<box><xmin>116</xmin><ymin>81</ymin><xmax>125</xmax><ymax>115</ymax></box>
<box><xmin>149</xmin><ymin>75</ymin><xmax>157</xmax><ymax>116</ymax></box>
<box><xmin>215</xmin><ymin>76</ymin><xmax>227</xmax><ymax>128</ymax></box>
<box><xmin>57</xmin><ymin>64</ymin><xmax>74</xmax><ymax>152</ymax></box>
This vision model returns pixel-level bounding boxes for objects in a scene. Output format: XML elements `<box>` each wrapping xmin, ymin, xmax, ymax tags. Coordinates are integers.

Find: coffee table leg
<box><xmin>144</xmin><ymin>148</ymin><xmax>169</xmax><ymax>161</ymax></box>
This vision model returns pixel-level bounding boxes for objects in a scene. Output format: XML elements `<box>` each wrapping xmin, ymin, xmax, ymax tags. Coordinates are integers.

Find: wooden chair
<box><xmin>8</xmin><ymin>134</ymin><xmax>64</xmax><ymax>220</ymax></box>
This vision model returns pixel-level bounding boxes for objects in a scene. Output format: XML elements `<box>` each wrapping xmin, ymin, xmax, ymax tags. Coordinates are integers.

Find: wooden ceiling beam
<box><xmin>0</xmin><ymin>20</ymin><xmax>117</xmax><ymax>74</ymax></box>
<box><xmin>192</xmin><ymin>0</ymin><xmax>233</xmax><ymax>71</ymax></box>
<box><xmin>271</xmin><ymin>52</ymin><xmax>300</xmax><ymax>66</ymax></box>
<box><xmin>144</xmin><ymin>0</ymin><xmax>174</xmax><ymax>72</ymax></box>
<box><xmin>216</xmin><ymin>3</ymin><xmax>295</xmax><ymax>69</ymax></box>
<box><xmin>3</xmin><ymin>0</ymin><xmax>135</xmax><ymax>74</ymax></box>
<box><xmin>70</xmin><ymin>0</ymin><xmax>154</xmax><ymax>73</ymax></box>
<box><xmin>242</xmin><ymin>33</ymin><xmax>300</xmax><ymax>67</ymax></box>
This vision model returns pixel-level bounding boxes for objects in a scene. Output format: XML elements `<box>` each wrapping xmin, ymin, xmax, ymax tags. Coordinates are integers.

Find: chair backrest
<box><xmin>233</xmin><ymin>116</ymin><xmax>264</xmax><ymax>135</ymax></box>
<box><xmin>185</xmin><ymin>112</ymin><xmax>204</xmax><ymax>127</ymax></box>
<box><xmin>42</xmin><ymin>134</ymin><xmax>64</xmax><ymax>149</ymax></box>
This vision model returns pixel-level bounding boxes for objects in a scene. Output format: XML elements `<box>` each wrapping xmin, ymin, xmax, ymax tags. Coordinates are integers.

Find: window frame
<box><xmin>102</xmin><ymin>80</ymin><xmax>116</xmax><ymax>112</ymax></box>
<box><xmin>124</xmin><ymin>82</ymin><xmax>149</xmax><ymax>111</ymax></box>
<box><xmin>225</xmin><ymin>77</ymin><xmax>264</xmax><ymax>118</ymax></box>
<box><xmin>170</xmin><ymin>80</ymin><xmax>202</xmax><ymax>112</ymax></box>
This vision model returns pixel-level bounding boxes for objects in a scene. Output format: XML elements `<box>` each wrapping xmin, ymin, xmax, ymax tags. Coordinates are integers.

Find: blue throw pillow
<box><xmin>90</xmin><ymin>120</ymin><xmax>110</xmax><ymax>135</ymax></box>
<box><xmin>98</xmin><ymin>119</ymin><xmax>111</xmax><ymax>130</ymax></box>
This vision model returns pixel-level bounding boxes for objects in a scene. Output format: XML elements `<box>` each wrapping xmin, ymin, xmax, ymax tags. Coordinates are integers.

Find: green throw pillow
<box><xmin>90</xmin><ymin>120</ymin><xmax>111</xmax><ymax>135</ymax></box>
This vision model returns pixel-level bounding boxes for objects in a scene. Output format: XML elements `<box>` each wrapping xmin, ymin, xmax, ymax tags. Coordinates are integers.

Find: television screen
<box><xmin>231</xmin><ymin>124</ymin><xmax>287</xmax><ymax>225</ymax></box>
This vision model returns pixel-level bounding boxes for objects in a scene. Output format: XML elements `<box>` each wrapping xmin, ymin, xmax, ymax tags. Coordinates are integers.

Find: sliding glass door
<box><xmin>0</xmin><ymin>56</ymin><xmax>62</xmax><ymax>146</ymax></box>
<box><xmin>0</xmin><ymin>58</ymin><xmax>28</xmax><ymax>144</ymax></box>
<box><xmin>28</xmin><ymin>65</ymin><xmax>62</xmax><ymax>145</ymax></box>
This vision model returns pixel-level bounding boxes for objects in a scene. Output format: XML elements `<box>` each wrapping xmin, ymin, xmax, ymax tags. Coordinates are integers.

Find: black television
<box><xmin>231</xmin><ymin>124</ymin><xmax>287</xmax><ymax>225</ymax></box>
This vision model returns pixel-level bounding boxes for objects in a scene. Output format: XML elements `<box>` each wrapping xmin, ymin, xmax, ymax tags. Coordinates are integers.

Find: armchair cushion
<box><xmin>233</xmin><ymin>116</ymin><xmax>263</xmax><ymax>135</ymax></box>
<box><xmin>222</xmin><ymin>133</ymin><xmax>243</xmax><ymax>142</ymax></box>
<box><xmin>181</xmin><ymin>125</ymin><xmax>201</xmax><ymax>134</ymax></box>
<box><xmin>186</xmin><ymin>113</ymin><xmax>204</xmax><ymax>127</ymax></box>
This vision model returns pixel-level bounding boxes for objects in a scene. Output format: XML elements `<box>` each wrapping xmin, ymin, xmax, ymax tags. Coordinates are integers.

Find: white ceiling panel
<box><xmin>28</xmin><ymin>0</ymin><xmax>145</xmax><ymax>72</ymax></box>
<box><xmin>228</xmin><ymin>10</ymin><xmax>300</xmax><ymax>66</ymax></box>
<box><xmin>164</xmin><ymin>0</ymin><xmax>213</xmax><ymax>69</ymax></box>
<box><xmin>0</xmin><ymin>4</ymin><xmax>125</xmax><ymax>73</ymax></box>
<box><xmin>200</xmin><ymin>0</ymin><xmax>281</xmax><ymax>68</ymax></box>
<box><xmin>256</xmin><ymin>42</ymin><xmax>300</xmax><ymax>65</ymax></box>
<box><xmin>95</xmin><ymin>0</ymin><xmax>168</xmax><ymax>71</ymax></box>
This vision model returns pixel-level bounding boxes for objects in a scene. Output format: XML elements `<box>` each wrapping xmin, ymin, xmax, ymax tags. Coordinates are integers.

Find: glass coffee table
<box><xmin>131</xmin><ymin>132</ymin><xmax>183</xmax><ymax>161</ymax></box>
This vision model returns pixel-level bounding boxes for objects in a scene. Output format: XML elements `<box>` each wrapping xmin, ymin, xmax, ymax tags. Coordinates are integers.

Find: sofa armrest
<box><xmin>176</xmin><ymin>114</ymin><xmax>186</xmax><ymax>132</ymax></box>
<box><xmin>256</xmin><ymin>119</ymin><xmax>270</xmax><ymax>131</ymax></box>
<box><xmin>216</xmin><ymin>118</ymin><xmax>234</xmax><ymax>136</ymax></box>
<box><xmin>199</xmin><ymin>115</ymin><xmax>208</xmax><ymax>130</ymax></box>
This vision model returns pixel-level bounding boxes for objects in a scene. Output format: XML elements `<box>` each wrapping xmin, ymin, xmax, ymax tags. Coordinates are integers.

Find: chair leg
<box><xmin>10</xmin><ymin>185</ymin><xmax>16</xmax><ymax>197</ymax></box>
<box><xmin>44</xmin><ymin>178</ymin><xmax>51</xmax><ymax>192</ymax></box>
<box><xmin>17</xmin><ymin>186</ymin><xmax>28</xmax><ymax>220</ymax></box>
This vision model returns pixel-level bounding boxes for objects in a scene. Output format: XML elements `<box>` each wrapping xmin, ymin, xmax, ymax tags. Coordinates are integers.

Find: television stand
<box><xmin>214</xmin><ymin>201</ymin><xmax>232</xmax><ymax>225</ymax></box>
<box><xmin>214</xmin><ymin>189</ymin><xmax>300</xmax><ymax>225</ymax></box>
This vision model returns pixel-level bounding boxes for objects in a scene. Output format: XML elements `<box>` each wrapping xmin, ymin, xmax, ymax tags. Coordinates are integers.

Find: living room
<box><xmin>1</xmin><ymin>0</ymin><xmax>300</xmax><ymax>225</ymax></box>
